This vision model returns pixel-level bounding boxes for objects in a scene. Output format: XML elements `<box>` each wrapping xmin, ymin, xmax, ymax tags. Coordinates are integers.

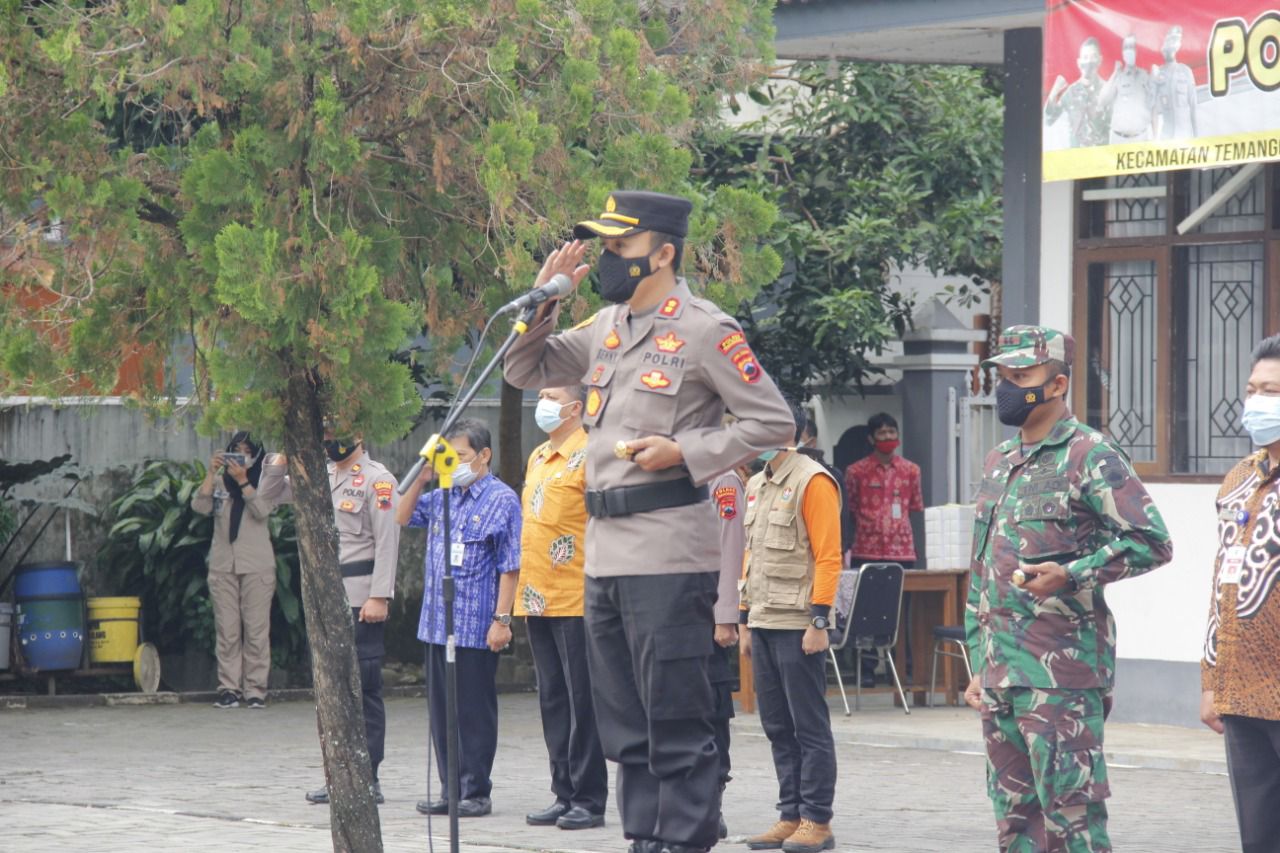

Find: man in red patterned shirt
<box><xmin>843</xmin><ymin>413</ymin><xmax>924</xmax><ymax>685</ymax></box>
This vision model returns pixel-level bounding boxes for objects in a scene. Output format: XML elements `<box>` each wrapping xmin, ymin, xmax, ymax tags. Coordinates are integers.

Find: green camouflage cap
<box><xmin>982</xmin><ymin>325</ymin><xmax>1075</xmax><ymax>369</ymax></box>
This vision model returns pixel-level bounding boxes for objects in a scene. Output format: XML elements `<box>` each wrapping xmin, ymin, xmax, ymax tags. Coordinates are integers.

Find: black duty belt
<box><xmin>585</xmin><ymin>480</ymin><xmax>709</xmax><ymax>519</ymax></box>
<box><xmin>340</xmin><ymin>560</ymin><xmax>375</xmax><ymax>578</ymax></box>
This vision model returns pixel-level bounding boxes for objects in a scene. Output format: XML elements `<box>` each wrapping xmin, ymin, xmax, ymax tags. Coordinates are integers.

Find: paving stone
<box><xmin>0</xmin><ymin>694</ymin><xmax>1240</xmax><ymax>852</ymax></box>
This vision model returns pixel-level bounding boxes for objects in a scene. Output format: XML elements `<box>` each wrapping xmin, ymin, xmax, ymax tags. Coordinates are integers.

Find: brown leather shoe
<box><xmin>781</xmin><ymin>819</ymin><xmax>834</xmax><ymax>853</ymax></box>
<box><xmin>745</xmin><ymin>819</ymin><xmax>801</xmax><ymax>850</ymax></box>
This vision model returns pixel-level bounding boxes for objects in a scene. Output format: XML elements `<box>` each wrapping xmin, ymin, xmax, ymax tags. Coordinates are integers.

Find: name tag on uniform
<box><xmin>891</xmin><ymin>501</ymin><xmax>903</xmax><ymax>520</ymax></box>
<box><xmin>1221</xmin><ymin>545</ymin><xmax>1247</xmax><ymax>584</ymax></box>
<box><xmin>450</xmin><ymin>543</ymin><xmax>465</xmax><ymax>567</ymax></box>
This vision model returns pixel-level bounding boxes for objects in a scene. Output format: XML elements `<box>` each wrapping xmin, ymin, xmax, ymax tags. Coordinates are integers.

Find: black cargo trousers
<box><xmin>584</xmin><ymin>571</ymin><xmax>721</xmax><ymax>850</ymax></box>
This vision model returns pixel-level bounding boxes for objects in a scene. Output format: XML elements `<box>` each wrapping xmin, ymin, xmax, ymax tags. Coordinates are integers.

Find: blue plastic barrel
<box><xmin>14</xmin><ymin>562</ymin><xmax>85</xmax><ymax>671</ymax></box>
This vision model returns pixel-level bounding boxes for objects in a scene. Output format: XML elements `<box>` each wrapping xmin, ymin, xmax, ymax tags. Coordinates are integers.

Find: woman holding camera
<box><xmin>192</xmin><ymin>432</ymin><xmax>288</xmax><ymax>709</ymax></box>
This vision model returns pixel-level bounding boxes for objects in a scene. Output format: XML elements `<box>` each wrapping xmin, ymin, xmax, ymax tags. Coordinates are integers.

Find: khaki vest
<box><xmin>743</xmin><ymin>452</ymin><xmax>832</xmax><ymax>630</ymax></box>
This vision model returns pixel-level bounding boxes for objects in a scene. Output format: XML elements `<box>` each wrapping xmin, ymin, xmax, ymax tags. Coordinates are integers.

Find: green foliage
<box><xmin>99</xmin><ymin>462</ymin><xmax>217</xmax><ymax>658</ymax></box>
<box><xmin>702</xmin><ymin>62</ymin><xmax>1004</xmax><ymax>397</ymax></box>
<box><xmin>0</xmin><ymin>0</ymin><xmax>779</xmax><ymax>431</ymax></box>
<box><xmin>98</xmin><ymin>461</ymin><xmax>307</xmax><ymax>672</ymax></box>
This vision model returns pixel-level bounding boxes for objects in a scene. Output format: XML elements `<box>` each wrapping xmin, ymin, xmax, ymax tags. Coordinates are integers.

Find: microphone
<box><xmin>499</xmin><ymin>273</ymin><xmax>574</xmax><ymax>314</ymax></box>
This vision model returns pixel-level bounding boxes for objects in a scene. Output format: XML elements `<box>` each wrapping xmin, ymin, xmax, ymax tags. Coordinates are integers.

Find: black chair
<box><xmin>828</xmin><ymin>562</ymin><xmax>909</xmax><ymax>716</ymax></box>
<box><xmin>927</xmin><ymin>625</ymin><xmax>973</xmax><ymax>707</ymax></box>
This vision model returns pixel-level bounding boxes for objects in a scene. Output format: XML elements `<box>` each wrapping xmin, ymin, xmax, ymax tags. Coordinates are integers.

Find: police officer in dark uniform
<box><xmin>505</xmin><ymin>191</ymin><xmax>793</xmax><ymax>853</ymax></box>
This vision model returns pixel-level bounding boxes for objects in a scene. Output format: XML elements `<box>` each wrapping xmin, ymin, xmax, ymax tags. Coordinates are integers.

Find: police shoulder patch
<box><xmin>715</xmin><ymin>485</ymin><xmax>738</xmax><ymax>520</ymax></box>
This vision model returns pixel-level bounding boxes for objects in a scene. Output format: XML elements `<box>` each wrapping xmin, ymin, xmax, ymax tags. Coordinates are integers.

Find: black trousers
<box><xmin>585</xmin><ymin>572</ymin><xmax>722</xmax><ymax>848</ymax></box>
<box><xmin>352</xmin><ymin>610</ymin><xmax>385</xmax><ymax>780</ymax></box>
<box><xmin>424</xmin><ymin>642</ymin><xmax>500</xmax><ymax>801</ymax></box>
<box><xmin>751</xmin><ymin>627</ymin><xmax>837</xmax><ymax>824</ymax></box>
<box><xmin>1223</xmin><ymin>714</ymin><xmax>1280</xmax><ymax>853</ymax></box>
<box><xmin>708</xmin><ymin>643</ymin><xmax>737</xmax><ymax>787</ymax></box>
<box><xmin>526</xmin><ymin>615</ymin><xmax>609</xmax><ymax>814</ymax></box>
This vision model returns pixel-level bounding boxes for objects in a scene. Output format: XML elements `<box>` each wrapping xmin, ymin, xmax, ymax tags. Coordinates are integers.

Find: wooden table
<box><xmin>734</xmin><ymin>567</ymin><xmax>970</xmax><ymax>712</ymax></box>
<box><xmin>894</xmin><ymin>568</ymin><xmax>969</xmax><ymax>707</ymax></box>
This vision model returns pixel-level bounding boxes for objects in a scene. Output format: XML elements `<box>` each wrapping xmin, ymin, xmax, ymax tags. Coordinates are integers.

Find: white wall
<box><xmin>1040</xmin><ymin>179</ymin><xmax>1074</xmax><ymax>326</ymax></box>
<box><xmin>1105</xmin><ymin>483</ymin><xmax>1218</xmax><ymax>664</ymax></box>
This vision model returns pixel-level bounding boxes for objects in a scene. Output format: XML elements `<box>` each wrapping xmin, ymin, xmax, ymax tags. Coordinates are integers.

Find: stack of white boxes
<box><xmin>924</xmin><ymin>504</ymin><xmax>976</xmax><ymax>570</ymax></box>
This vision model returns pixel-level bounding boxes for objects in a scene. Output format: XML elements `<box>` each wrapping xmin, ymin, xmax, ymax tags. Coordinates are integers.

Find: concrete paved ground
<box><xmin>0</xmin><ymin>692</ymin><xmax>1242</xmax><ymax>852</ymax></box>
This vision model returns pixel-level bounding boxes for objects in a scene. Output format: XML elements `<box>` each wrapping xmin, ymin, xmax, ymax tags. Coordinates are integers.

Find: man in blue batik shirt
<box><xmin>396</xmin><ymin>418</ymin><xmax>522</xmax><ymax>819</ymax></box>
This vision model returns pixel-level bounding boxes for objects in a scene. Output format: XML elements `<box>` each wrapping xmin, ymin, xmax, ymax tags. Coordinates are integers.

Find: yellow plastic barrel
<box><xmin>87</xmin><ymin>597</ymin><xmax>141</xmax><ymax>664</ymax></box>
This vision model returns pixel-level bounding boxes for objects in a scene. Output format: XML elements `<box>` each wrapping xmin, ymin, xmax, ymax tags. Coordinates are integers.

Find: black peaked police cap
<box><xmin>573</xmin><ymin>190</ymin><xmax>692</xmax><ymax>240</ymax></box>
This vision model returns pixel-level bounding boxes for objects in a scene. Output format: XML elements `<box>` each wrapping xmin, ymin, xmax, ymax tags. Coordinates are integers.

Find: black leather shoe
<box><xmin>556</xmin><ymin>805</ymin><xmax>605</xmax><ymax>829</ymax></box>
<box><xmin>527</xmin><ymin>800</ymin><xmax>570</xmax><ymax>825</ymax></box>
<box><xmin>627</xmin><ymin>841</ymin><xmax>663</xmax><ymax>853</ymax></box>
<box><xmin>457</xmin><ymin>797</ymin><xmax>492</xmax><ymax>818</ymax></box>
<box><xmin>718</xmin><ymin>813</ymin><xmax>728</xmax><ymax>840</ymax></box>
<box><xmin>661</xmin><ymin>845</ymin><xmax>709</xmax><ymax>853</ymax></box>
<box><xmin>416</xmin><ymin>798</ymin><xmax>447</xmax><ymax>816</ymax></box>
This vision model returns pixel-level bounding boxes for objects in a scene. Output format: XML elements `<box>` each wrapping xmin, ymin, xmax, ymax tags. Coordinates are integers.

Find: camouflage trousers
<box><xmin>981</xmin><ymin>687</ymin><xmax>1112</xmax><ymax>853</ymax></box>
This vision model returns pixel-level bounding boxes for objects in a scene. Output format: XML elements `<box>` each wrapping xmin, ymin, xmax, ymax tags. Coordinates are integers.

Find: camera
<box><xmin>222</xmin><ymin>452</ymin><xmax>247</xmax><ymax>468</ymax></box>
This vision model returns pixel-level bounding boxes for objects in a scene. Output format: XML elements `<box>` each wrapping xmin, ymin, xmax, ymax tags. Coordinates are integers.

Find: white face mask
<box><xmin>453</xmin><ymin>459</ymin><xmax>481</xmax><ymax>488</ymax></box>
<box><xmin>535</xmin><ymin>398</ymin><xmax>569</xmax><ymax>434</ymax></box>
<box><xmin>1242</xmin><ymin>393</ymin><xmax>1280</xmax><ymax>447</ymax></box>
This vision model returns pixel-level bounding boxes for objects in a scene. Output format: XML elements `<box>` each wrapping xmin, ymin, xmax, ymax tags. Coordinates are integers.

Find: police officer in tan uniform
<box><xmin>305</xmin><ymin>432</ymin><xmax>400</xmax><ymax>806</ymax></box>
<box><xmin>505</xmin><ymin>191</ymin><xmax>794</xmax><ymax>853</ymax></box>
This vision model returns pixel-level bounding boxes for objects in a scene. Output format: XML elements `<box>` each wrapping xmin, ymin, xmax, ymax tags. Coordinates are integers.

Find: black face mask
<box><xmin>596</xmin><ymin>249</ymin><xmax>653</xmax><ymax>304</ymax></box>
<box><xmin>995</xmin><ymin>380</ymin><xmax>1054</xmax><ymax>427</ymax></box>
<box><xmin>323</xmin><ymin>438</ymin><xmax>358</xmax><ymax>462</ymax></box>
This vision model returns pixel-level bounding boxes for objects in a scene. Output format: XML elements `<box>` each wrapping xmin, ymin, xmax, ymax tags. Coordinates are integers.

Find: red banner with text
<box><xmin>1044</xmin><ymin>1</ymin><xmax>1280</xmax><ymax>181</ymax></box>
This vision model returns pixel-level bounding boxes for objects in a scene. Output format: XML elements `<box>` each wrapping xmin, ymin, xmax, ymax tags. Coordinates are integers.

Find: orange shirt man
<box><xmin>516</xmin><ymin>386</ymin><xmax>608</xmax><ymax>830</ymax></box>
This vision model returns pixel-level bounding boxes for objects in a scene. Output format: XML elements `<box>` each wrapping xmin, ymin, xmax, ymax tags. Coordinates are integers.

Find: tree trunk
<box><xmin>281</xmin><ymin>370</ymin><xmax>383</xmax><ymax>853</ymax></box>
<box><xmin>499</xmin><ymin>377</ymin><xmax>525</xmax><ymax>491</ymax></box>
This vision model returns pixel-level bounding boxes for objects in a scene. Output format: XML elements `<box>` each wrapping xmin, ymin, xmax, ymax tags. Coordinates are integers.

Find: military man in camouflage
<box><xmin>963</xmin><ymin>326</ymin><xmax>1172</xmax><ymax>853</ymax></box>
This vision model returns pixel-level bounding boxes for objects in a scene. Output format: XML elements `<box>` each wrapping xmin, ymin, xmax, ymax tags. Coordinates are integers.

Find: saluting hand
<box><xmin>1019</xmin><ymin>561</ymin><xmax>1070</xmax><ymax>599</ymax></box>
<box><xmin>535</xmin><ymin>240</ymin><xmax>591</xmax><ymax>291</ymax></box>
<box><xmin>626</xmin><ymin>435</ymin><xmax>684</xmax><ymax>472</ymax></box>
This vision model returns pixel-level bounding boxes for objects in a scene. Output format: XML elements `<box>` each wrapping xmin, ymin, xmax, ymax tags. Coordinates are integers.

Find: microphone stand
<box><xmin>399</xmin><ymin>304</ymin><xmax>538</xmax><ymax>853</ymax></box>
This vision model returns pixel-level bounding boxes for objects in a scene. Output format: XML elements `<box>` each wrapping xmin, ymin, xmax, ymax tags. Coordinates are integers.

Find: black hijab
<box><xmin>223</xmin><ymin>431</ymin><xmax>264</xmax><ymax>543</ymax></box>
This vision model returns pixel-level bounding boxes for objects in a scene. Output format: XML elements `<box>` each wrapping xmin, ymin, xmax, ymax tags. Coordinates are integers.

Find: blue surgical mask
<box><xmin>452</xmin><ymin>460</ymin><xmax>479</xmax><ymax>488</ymax></box>
<box><xmin>535</xmin><ymin>399</ymin><xmax>568</xmax><ymax>434</ymax></box>
<box><xmin>757</xmin><ymin>449</ymin><xmax>779</xmax><ymax>464</ymax></box>
<box><xmin>1242</xmin><ymin>394</ymin><xmax>1280</xmax><ymax>447</ymax></box>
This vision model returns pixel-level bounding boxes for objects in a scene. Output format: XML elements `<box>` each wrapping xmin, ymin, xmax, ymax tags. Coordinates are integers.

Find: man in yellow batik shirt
<box><xmin>517</xmin><ymin>385</ymin><xmax>609</xmax><ymax>831</ymax></box>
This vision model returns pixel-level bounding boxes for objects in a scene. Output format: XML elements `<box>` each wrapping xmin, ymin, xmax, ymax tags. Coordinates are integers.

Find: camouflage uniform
<box><xmin>967</xmin><ymin>326</ymin><xmax>1173</xmax><ymax>853</ymax></box>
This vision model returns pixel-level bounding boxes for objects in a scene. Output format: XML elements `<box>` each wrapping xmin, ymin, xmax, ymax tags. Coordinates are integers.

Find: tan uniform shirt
<box><xmin>329</xmin><ymin>456</ymin><xmax>400</xmax><ymax>607</ymax></box>
<box><xmin>192</xmin><ymin>463</ymin><xmax>289</xmax><ymax>575</ymax></box>
<box><xmin>505</xmin><ymin>278</ymin><xmax>794</xmax><ymax>577</ymax></box>
<box><xmin>712</xmin><ymin>470</ymin><xmax>745</xmax><ymax>624</ymax></box>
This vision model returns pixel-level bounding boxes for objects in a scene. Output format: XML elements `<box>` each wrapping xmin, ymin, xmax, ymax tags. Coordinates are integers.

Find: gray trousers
<box><xmin>1224</xmin><ymin>714</ymin><xmax>1280</xmax><ymax>853</ymax></box>
<box><xmin>208</xmin><ymin>571</ymin><xmax>275</xmax><ymax>700</ymax></box>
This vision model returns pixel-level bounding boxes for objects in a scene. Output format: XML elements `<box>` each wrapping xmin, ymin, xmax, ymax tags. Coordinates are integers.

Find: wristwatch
<box><xmin>492</xmin><ymin>613</ymin><xmax>512</xmax><ymax>626</ymax></box>
<box><xmin>810</xmin><ymin>615</ymin><xmax>829</xmax><ymax>630</ymax></box>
